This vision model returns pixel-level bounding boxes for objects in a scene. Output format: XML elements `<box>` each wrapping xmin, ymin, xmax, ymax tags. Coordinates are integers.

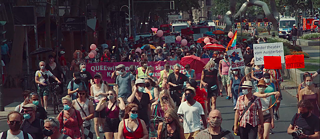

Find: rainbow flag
<box><xmin>226</xmin><ymin>30</ymin><xmax>237</xmax><ymax>51</ymax></box>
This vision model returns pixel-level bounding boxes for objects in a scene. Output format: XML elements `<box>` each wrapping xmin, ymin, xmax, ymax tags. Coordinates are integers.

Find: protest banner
<box><xmin>193</xmin><ymin>34</ymin><xmax>203</xmax><ymax>41</ymax></box>
<box><xmin>253</xmin><ymin>42</ymin><xmax>285</xmax><ymax>65</ymax></box>
<box><xmin>264</xmin><ymin>56</ymin><xmax>282</xmax><ymax>69</ymax></box>
<box><xmin>86</xmin><ymin>59</ymin><xmax>210</xmax><ymax>84</ymax></box>
<box><xmin>164</xmin><ymin>36</ymin><xmax>176</xmax><ymax>43</ymax></box>
<box><xmin>227</xmin><ymin>48</ymin><xmax>245</xmax><ymax>70</ymax></box>
<box><xmin>285</xmin><ymin>55</ymin><xmax>305</xmax><ymax>69</ymax></box>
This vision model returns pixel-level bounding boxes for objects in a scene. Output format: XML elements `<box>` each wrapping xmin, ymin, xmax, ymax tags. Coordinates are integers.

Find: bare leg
<box><xmin>94</xmin><ymin>118</ymin><xmax>100</xmax><ymax>137</ymax></box>
<box><xmin>43</xmin><ymin>96</ymin><xmax>48</xmax><ymax>110</ymax></box>
<box><xmin>104</xmin><ymin>132</ymin><xmax>113</xmax><ymax>139</ymax></box>
<box><xmin>211</xmin><ymin>96</ymin><xmax>217</xmax><ymax>110</ymax></box>
<box><xmin>263</xmin><ymin>123</ymin><xmax>271</xmax><ymax>139</ymax></box>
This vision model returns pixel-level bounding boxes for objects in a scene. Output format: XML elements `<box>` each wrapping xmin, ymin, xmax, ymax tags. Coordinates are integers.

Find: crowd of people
<box><xmin>1</xmin><ymin>32</ymin><xmax>320</xmax><ymax>139</ymax></box>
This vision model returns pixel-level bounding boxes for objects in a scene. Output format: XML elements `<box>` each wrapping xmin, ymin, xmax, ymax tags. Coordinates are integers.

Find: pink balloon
<box><xmin>176</xmin><ymin>36</ymin><xmax>182</xmax><ymax>41</ymax></box>
<box><xmin>88</xmin><ymin>52</ymin><xmax>95</xmax><ymax>58</ymax></box>
<box><xmin>90</xmin><ymin>44</ymin><xmax>97</xmax><ymax>50</ymax></box>
<box><xmin>135</xmin><ymin>48</ymin><xmax>142</xmax><ymax>54</ymax></box>
<box><xmin>228</xmin><ymin>32</ymin><xmax>234</xmax><ymax>38</ymax></box>
<box><xmin>181</xmin><ymin>39</ymin><xmax>187</xmax><ymax>46</ymax></box>
<box><xmin>90</xmin><ymin>50</ymin><xmax>97</xmax><ymax>56</ymax></box>
<box><xmin>157</xmin><ymin>30</ymin><xmax>163</xmax><ymax>37</ymax></box>
<box><xmin>204</xmin><ymin>37</ymin><xmax>210</xmax><ymax>44</ymax></box>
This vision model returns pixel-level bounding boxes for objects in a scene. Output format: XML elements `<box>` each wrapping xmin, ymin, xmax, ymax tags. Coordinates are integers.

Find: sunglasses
<box><xmin>9</xmin><ymin>121</ymin><xmax>21</xmax><ymax>125</ymax></box>
<box><xmin>48</xmin><ymin>117</ymin><xmax>59</xmax><ymax>126</ymax></box>
<box><xmin>131</xmin><ymin>110</ymin><xmax>138</xmax><ymax>114</ymax></box>
<box><xmin>107</xmin><ymin>94</ymin><xmax>113</xmax><ymax>96</ymax></box>
<box><xmin>24</xmin><ymin>110</ymin><xmax>33</xmax><ymax>113</ymax></box>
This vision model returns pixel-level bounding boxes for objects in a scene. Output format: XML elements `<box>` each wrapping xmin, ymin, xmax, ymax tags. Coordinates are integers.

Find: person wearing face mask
<box><xmin>0</xmin><ymin>111</ymin><xmax>33</xmax><ymax>139</ymax></box>
<box><xmin>178</xmin><ymin>87</ymin><xmax>207</xmax><ymax>139</ymax></box>
<box><xmin>234</xmin><ymin>81</ymin><xmax>264</xmax><ymax>139</ymax></box>
<box><xmin>57</xmin><ymin>96</ymin><xmax>84</xmax><ymax>139</ymax></box>
<box><xmin>79</xmin><ymin>63</ymin><xmax>93</xmax><ymax>87</ymax></box>
<box><xmin>15</xmin><ymin>90</ymin><xmax>32</xmax><ymax>113</ymax></box>
<box><xmin>297</xmin><ymin>72</ymin><xmax>312</xmax><ymax>100</ymax></box>
<box><xmin>243</xmin><ymin>47</ymin><xmax>254</xmax><ymax>80</ymax></box>
<box><xmin>157</xmin><ymin>108</ymin><xmax>185</xmax><ymax>139</ymax></box>
<box><xmin>118</xmin><ymin>103</ymin><xmax>149</xmax><ymax>139</ymax></box>
<box><xmin>219</xmin><ymin>53</ymin><xmax>232</xmax><ymax>100</ymax></box>
<box><xmin>230</xmin><ymin>69</ymin><xmax>243</xmax><ymax>108</ymax></box>
<box><xmin>67</xmin><ymin>72</ymin><xmax>87</xmax><ymax>100</ymax></box>
<box><xmin>167</xmin><ymin>64</ymin><xmax>188</xmax><ymax>107</ymax></box>
<box><xmin>145</xmin><ymin>78</ymin><xmax>159</xmax><ymax>103</ymax></box>
<box><xmin>154</xmin><ymin>46</ymin><xmax>166</xmax><ymax>62</ymax></box>
<box><xmin>43</xmin><ymin>117</ymin><xmax>72</xmax><ymax>139</ymax></box>
<box><xmin>136</xmin><ymin>61</ymin><xmax>149</xmax><ymax>79</ymax></box>
<box><xmin>35</xmin><ymin>61</ymin><xmax>61</xmax><ymax>110</ymax></box>
<box><xmin>26</xmin><ymin>93</ymin><xmax>47</xmax><ymax>120</ymax></box>
<box><xmin>20</xmin><ymin>104</ymin><xmax>44</xmax><ymax>139</ymax></box>
<box><xmin>115</xmin><ymin>64</ymin><xmax>135</xmax><ymax>100</ymax></box>
<box><xmin>158</xmin><ymin>63</ymin><xmax>173</xmax><ymax>89</ymax></box>
<box><xmin>195</xmin><ymin>109</ymin><xmax>234</xmax><ymax>139</ymax></box>
<box><xmin>46</xmin><ymin>55</ymin><xmax>64</xmax><ymax>95</ymax></box>
<box><xmin>298</xmin><ymin>75</ymin><xmax>320</xmax><ymax>118</ymax></box>
<box><xmin>251</xmin><ymin>64</ymin><xmax>264</xmax><ymax>91</ymax></box>
<box><xmin>261</xmin><ymin>73</ymin><xmax>281</xmax><ymax>120</ymax></box>
<box><xmin>287</xmin><ymin>100</ymin><xmax>320</xmax><ymax>139</ymax></box>
<box><xmin>127</xmin><ymin>79</ymin><xmax>151</xmax><ymax>129</ymax></box>
<box><xmin>201</xmin><ymin>60</ymin><xmax>219</xmax><ymax>110</ymax></box>
<box><xmin>96</xmin><ymin>90</ymin><xmax>125</xmax><ymax>139</ymax></box>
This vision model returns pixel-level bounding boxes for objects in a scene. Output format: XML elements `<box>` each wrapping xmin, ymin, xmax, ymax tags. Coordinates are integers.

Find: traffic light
<box><xmin>0</xmin><ymin>21</ymin><xmax>6</xmax><ymax>43</ymax></box>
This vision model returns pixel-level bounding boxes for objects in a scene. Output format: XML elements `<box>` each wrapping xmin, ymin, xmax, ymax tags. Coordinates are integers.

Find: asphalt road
<box><xmin>0</xmin><ymin>89</ymin><xmax>299</xmax><ymax>139</ymax></box>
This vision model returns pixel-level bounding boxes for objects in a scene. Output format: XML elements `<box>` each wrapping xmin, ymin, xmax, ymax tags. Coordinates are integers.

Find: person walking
<box><xmin>167</xmin><ymin>64</ymin><xmax>188</xmax><ymax>106</ymax></box>
<box><xmin>43</xmin><ymin>117</ymin><xmax>72</xmax><ymax>139</ymax></box>
<box><xmin>0</xmin><ymin>111</ymin><xmax>33</xmax><ymax>139</ymax></box>
<box><xmin>219</xmin><ymin>53</ymin><xmax>231</xmax><ymax>100</ymax></box>
<box><xmin>291</xmin><ymin>24</ymin><xmax>298</xmax><ymax>46</ymax></box>
<box><xmin>157</xmin><ymin>108</ymin><xmax>185</xmax><ymax>139</ymax></box>
<box><xmin>201</xmin><ymin>60</ymin><xmax>219</xmax><ymax>110</ymax></box>
<box><xmin>115</xmin><ymin>64</ymin><xmax>135</xmax><ymax>100</ymax></box>
<box><xmin>20</xmin><ymin>104</ymin><xmax>44</xmax><ymax>139</ymax></box>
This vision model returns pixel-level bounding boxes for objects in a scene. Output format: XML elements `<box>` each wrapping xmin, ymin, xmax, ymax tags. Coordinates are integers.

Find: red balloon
<box><xmin>90</xmin><ymin>44</ymin><xmax>97</xmax><ymax>50</ymax></box>
<box><xmin>88</xmin><ymin>52</ymin><xmax>95</xmax><ymax>58</ymax></box>
<box><xmin>176</xmin><ymin>36</ymin><xmax>182</xmax><ymax>41</ymax></box>
<box><xmin>181</xmin><ymin>39</ymin><xmax>187</xmax><ymax>46</ymax></box>
<box><xmin>157</xmin><ymin>30</ymin><xmax>164</xmax><ymax>37</ymax></box>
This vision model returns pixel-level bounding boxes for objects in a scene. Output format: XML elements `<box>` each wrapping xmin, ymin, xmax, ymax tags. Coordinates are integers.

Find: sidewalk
<box><xmin>280</xmin><ymin>79</ymin><xmax>299</xmax><ymax>98</ymax></box>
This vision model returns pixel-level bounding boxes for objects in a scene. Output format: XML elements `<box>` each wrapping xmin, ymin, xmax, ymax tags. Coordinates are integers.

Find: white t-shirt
<box><xmin>35</xmin><ymin>70</ymin><xmax>54</xmax><ymax>85</ymax></box>
<box><xmin>260</xmin><ymin>96</ymin><xmax>271</xmax><ymax>115</ymax></box>
<box><xmin>91</xmin><ymin>84</ymin><xmax>106</xmax><ymax>101</ymax></box>
<box><xmin>178</xmin><ymin>101</ymin><xmax>204</xmax><ymax>133</ymax></box>
<box><xmin>0</xmin><ymin>130</ymin><xmax>33</xmax><ymax>139</ymax></box>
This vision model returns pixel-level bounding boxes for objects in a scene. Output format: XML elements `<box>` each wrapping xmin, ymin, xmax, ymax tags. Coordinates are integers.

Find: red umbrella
<box><xmin>180</xmin><ymin>55</ymin><xmax>206</xmax><ymax>73</ymax></box>
<box><xmin>212</xmin><ymin>30</ymin><xmax>225</xmax><ymax>35</ymax></box>
<box><xmin>203</xmin><ymin>43</ymin><xmax>225</xmax><ymax>51</ymax></box>
<box><xmin>196</xmin><ymin>37</ymin><xmax>218</xmax><ymax>43</ymax></box>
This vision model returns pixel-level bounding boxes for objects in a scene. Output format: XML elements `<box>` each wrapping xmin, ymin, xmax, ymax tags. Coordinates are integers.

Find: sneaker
<box><xmin>226</xmin><ymin>96</ymin><xmax>230</xmax><ymax>100</ymax></box>
<box><xmin>99</xmin><ymin>126</ymin><xmax>103</xmax><ymax>133</ymax></box>
<box><xmin>270</xmin><ymin>129</ymin><xmax>274</xmax><ymax>134</ymax></box>
<box><xmin>274</xmin><ymin>113</ymin><xmax>279</xmax><ymax>120</ymax></box>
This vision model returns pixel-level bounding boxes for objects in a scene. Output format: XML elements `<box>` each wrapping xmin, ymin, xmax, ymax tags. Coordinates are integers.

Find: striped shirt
<box><xmin>235</xmin><ymin>95</ymin><xmax>262</xmax><ymax>128</ymax></box>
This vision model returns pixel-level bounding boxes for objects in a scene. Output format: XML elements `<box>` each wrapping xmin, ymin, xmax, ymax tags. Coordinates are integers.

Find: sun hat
<box><xmin>135</xmin><ymin>79</ymin><xmax>145</xmax><ymax>85</ymax></box>
<box><xmin>241</xmin><ymin>81</ymin><xmax>253</xmax><ymax>88</ymax></box>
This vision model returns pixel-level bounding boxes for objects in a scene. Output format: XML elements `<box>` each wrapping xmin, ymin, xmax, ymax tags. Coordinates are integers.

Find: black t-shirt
<box><xmin>21</xmin><ymin>106</ymin><xmax>47</xmax><ymax>120</ymax></box>
<box><xmin>80</xmin><ymin>71</ymin><xmax>93</xmax><ymax>84</ymax></box>
<box><xmin>243</xmin><ymin>53</ymin><xmax>254</xmax><ymax>67</ymax></box>
<box><xmin>203</xmin><ymin>69</ymin><xmax>218</xmax><ymax>87</ymax></box>
<box><xmin>292</xmin><ymin>28</ymin><xmax>298</xmax><ymax>36</ymax></box>
<box><xmin>290</xmin><ymin>113</ymin><xmax>320</xmax><ymax>136</ymax></box>
<box><xmin>317</xmin><ymin>69</ymin><xmax>320</xmax><ymax>74</ymax></box>
<box><xmin>133</xmin><ymin>93</ymin><xmax>150</xmax><ymax>124</ymax></box>
<box><xmin>167</xmin><ymin>73</ymin><xmax>188</xmax><ymax>91</ymax></box>
<box><xmin>21</xmin><ymin>118</ymin><xmax>44</xmax><ymax>139</ymax></box>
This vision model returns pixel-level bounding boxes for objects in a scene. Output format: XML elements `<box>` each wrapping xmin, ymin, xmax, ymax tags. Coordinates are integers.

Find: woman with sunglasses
<box><xmin>72</xmin><ymin>89</ymin><xmax>94</xmax><ymax>139</ymax></box>
<box><xmin>157</xmin><ymin>108</ymin><xmax>185</xmax><ymax>139</ymax></box>
<box><xmin>118</xmin><ymin>103</ymin><xmax>149</xmax><ymax>139</ymax></box>
<box><xmin>96</xmin><ymin>90</ymin><xmax>125</xmax><ymax>139</ymax></box>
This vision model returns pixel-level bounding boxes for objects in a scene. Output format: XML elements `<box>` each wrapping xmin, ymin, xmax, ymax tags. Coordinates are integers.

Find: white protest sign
<box><xmin>164</xmin><ymin>36</ymin><xmax>176</xmax><ymax>43</ymax></box>
<box><xmin>253</xmin><ymin>42</ymin><xmax>284</xmax><ymax>65</ymax></box>
<box><xmin>227</xmin><ymin>48</ymin><xmax>245</xmax><ymax>70</ymax></box>
<box><xmin>193</xmin><ymin>34</ymin><xmax>203</xmax><ymax>41</ymax></box>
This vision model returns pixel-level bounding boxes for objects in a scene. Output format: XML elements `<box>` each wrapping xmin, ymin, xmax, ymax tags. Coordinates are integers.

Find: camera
<box><xmin>292</xmin><ymin>127</ymin><xmax>304</xmax><ymax>139</ymax></box>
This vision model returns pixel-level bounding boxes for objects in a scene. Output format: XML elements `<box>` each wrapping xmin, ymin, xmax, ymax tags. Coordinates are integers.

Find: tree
<box><xmin>175</xmin><ymin>0</ymin><xmax>200</xmax><ymax>20</ymax></box>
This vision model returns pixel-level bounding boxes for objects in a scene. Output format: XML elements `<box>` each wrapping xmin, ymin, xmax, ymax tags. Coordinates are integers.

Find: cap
<box><xmin>22</xmin><ymin>104</ymin><xmax>36</xmax><ymax>111</ymax></box>
<box><xmin>264</xmin><ymin>73</ymin><xmax>270</xmax><ymax>78</ymax></box>
<box><xmin>74</xmin><ymin>72</ymin><xmax>81</xmax><ymax>79</ymax></box>
<box><xmin>94</xmin><ymin>73</ymin><xmax>101</xmax><ymax>79</ymax></box>
<box><xmin>135</xmin><ymin>79</ymin><xmax>145</xmax><ymax>85</ymax></box>
<box><xmin>116</xmin><ymin>64</ymin><xmax>125</xmax><ymax>69</ymax></box>
<box><xmin>164</xmin><ymin>62</ymin><xmax>170</xmax><ymax>67</ymax></box>
<box><xmin>60</xmin><ymin>51</ymin><xmax>65</xmax><ymax>55</ymax></box>
<box><xmin>185</xmin><ymin>87</ymin><xmax>196</xmax><ymax>94</ymax></box>
<box><xmin>257</xmin><ymin>79</ymin><xmax>267</xmax><ymax>87</ymax></box>
<box><xmin>187</xmin><ymin>79</ymin><xmax>197</xmax><ymax>88</ymax></box>
<box><xmin>293</xmin><ymin>24</ymin><xmax>296</xmax><ymax>27</ymax></box>
<box><xmin>241</xmin><ymin>81</ymin><xmax>253</xmax><ymax>88</ymax></box>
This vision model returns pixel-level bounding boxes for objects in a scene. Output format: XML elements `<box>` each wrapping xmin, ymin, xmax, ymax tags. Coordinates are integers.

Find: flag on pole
<box><xmin>226</xmin><ymin>30</ymin><xmax>237</xmax><ymax>51</ymax></box>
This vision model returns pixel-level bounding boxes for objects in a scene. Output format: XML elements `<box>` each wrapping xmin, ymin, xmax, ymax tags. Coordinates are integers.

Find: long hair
<box><xmin>159</xmin><ymin>90</ymin><xmax>176</xmax><ymax>111</ymax></box>
<box><xmin>160</xmin><ymin>108</ymin><xmax>183</xmax><ymax>137</ymax></box>
<box><xmin>123</xmin><ymin>103</ymin><xmax>139</xmax><ymax>119</ymax></box>
<box><xmin>73</xmin><ymin>50</ymin><xmax>82</xmax><ymax>59</ymax></box>
<box><xmin>204</xmin><ymin>60</ymin><xmax>215</xmax><ymax>70</ymax></box>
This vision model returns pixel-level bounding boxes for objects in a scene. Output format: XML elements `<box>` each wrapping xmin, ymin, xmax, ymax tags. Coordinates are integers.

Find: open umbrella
<box><xmin>212</xmin><ymin>30</ymin><xmax>225</xmax><ymax>35</ymax></box>
<box><xmin>30</xmin><ymin>47</ymin><xmax>53</xmax><ymax>55</ymax></box>
<box><xmin>196</xmin><ymin>37</ymin><xmax>218</xmax><ymax>44</ymax></box>
<box><xmin>203</xmin><ymin>43</ymin><xmax>225</xmax><ymax>51</ymax></box>
<box><xmin>141</xmin><ymin>44</ymin><xmax>156</xmax><ymax>49</ymax></box>
<box><xmin>180</xmin><ymin>55</ymin><xmax>206</xmax><ymax>73</ymax></box>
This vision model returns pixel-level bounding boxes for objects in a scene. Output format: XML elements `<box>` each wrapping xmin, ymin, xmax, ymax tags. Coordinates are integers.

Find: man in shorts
<box><xmin>291</xmin><ymin>24</ymin><xmax>298</xmax><ymax>46</ymax></box>
<box><xmin>219</xmin><ymin>53</ymin><xmax>231</xmax><ymax>100</ymax></box>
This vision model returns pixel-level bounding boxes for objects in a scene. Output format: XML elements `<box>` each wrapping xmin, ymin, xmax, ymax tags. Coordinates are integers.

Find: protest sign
<box><xmin>264</xmin><ymin>56</ymin><xmax>282</xmax><ymax>69</ymax></box>
<box><xmin>285</xmin><ymin>55</ymin><xmax>305</xmax><ymax>69</ymax></box>
<box><xmin>253</xmin><ymin>42</ymin><xmax>284</xmax><ymax>65</ymax></box>
<box><xmin>193</xmin><ymin>34</ymin><xmax>203</xmax><ymax>41</ymax></box>
<box><xmin>164</xmin><ymin>36</ymin><xmax>176</xmax><ymax>43</ymax></box>
<box><xmin>227</xmin><ymin>48</ymin><xmax>245</xmax><ymax>70</ymax></box>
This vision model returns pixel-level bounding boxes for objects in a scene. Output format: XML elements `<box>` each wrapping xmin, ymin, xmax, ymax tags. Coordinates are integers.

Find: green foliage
<box><xmin>301</xmin><ymin>33</ymin><xmax>320</xmax><ymax>40</ymax></box>
<box><xmin>300</xmin><ymin>65</ymin><xmax>319</xmax><ymax>72</ymax></box>
<box><xmin>257</xmin><ymin>27</ymin><xmax>267</xmax><ymax>33</ymax></box>
<box><xmin>174</xmin><ymin>0</ymin><xmax>200</xmax><ymax>12</ymax></box>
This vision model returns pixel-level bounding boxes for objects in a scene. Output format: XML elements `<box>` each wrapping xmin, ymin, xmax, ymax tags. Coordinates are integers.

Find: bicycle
<box><xmin>47</xmin><ymin>82</ymin><xmax>63</xmax><ymax>114</ymax></box>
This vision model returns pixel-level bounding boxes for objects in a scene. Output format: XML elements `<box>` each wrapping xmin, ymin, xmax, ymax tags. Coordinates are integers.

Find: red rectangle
<box><xmin>285</xmin><ymin>55</ymin><xmax>305</xmax><ymax>69</ymax></box>
<box><xmin>264</xmin><ymin>56</ymin><xmax>282</xmax><ymax>69</ymax></box>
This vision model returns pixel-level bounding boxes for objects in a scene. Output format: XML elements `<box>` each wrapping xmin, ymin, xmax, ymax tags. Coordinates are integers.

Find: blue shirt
<box><xmin>67</xmin><ymin>79</ymin><xmax>87</xmax><ymax>100</ymax></box>
<box><xmin>1</xmin><ymin>44</ymin><xmax>9</xmax><ymax>55</ymax></box>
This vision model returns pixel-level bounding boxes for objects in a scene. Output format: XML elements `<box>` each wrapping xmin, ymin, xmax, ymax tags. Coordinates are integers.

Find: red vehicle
<box><xmin>160</xmin><ymin>24</ymin><xmax>172</xmax><ymax>34</ymax></box>
<box><xmin>311</xmin><ymin>20</ymin><xmax>319</xmax><ymax>32</ymax></box>
<box><xmin>303</xmin><ymin>18</ymin><xmax>315</xmax><ymax>31</ymax></box>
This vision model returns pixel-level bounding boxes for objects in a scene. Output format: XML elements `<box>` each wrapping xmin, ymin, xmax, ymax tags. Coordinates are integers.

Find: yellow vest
<box><xmin>137</xmin><ymin>67</ymin><xmax>148</xmax><ymax>79</ymax></box>
<box><xmin>159</xmin><ymin>69</ymin><xmax>173</xmax><ymax>88</ymax></box>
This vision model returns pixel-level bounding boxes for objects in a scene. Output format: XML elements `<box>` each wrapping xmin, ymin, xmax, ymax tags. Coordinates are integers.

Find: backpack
<box><xmin>1</xmin><ymin>131</ymin><xmax>29</xmax><ymax>139</ymax></box>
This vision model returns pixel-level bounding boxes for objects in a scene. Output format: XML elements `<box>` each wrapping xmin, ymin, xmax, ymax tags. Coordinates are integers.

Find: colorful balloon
<box><xmin>88</xmin><ymin>52</ymin><xmax>95</xmax><ymax>58</ymax></box>
<box><xmin>176</xmin><ymin>36</ymin><xmax>182</xmax><ymax>41</ymax></box>
<box><xmin>90</xmin><ymin>44</ymin><xmax>97</xmax><ymax>50</ymax></box>
<box><xmin>204</xmin><ymin>37</ymin><xmax>210</xmax><ymax>44</ymax></box>
<box><xmin>90</xmin><ymin>50</ymin><xmax>97</xmax><ymax>56</ymax></box>
<box><xmin>157</xmin><ymin>30</ymin><xmax>164</xmax><ymax>37</ymax></box>
<box><xmin>228</xmin><ymin>32</ymin><xmax>234</xmax><ymax>38</ymax></box>
<box><xmin>181</xmin><ymin>39</ymin><xmax>187</xmax><ymax>46</ymax></box>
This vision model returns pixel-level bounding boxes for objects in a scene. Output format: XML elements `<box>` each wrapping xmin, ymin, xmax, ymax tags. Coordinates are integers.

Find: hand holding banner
<box><xmin>264</xmin><ymin>56</ymin><xmax>282</xmax><ymax>69</ymax></box>
<box><xmin>285</xmin><ymin>55</ymin><xmax>305</xmax><ymax>69</ymax></box>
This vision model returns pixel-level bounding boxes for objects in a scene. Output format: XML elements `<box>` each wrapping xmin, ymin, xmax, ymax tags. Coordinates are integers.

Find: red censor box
<box><xmin>285</xmin><ymin>55</ymin><xmax>305</xmax><ymax>69</ymax></box>
<box><xmin>264</xmin><ymin>56</ymin><xmax>282</xmax><ymax>69</ymax></box>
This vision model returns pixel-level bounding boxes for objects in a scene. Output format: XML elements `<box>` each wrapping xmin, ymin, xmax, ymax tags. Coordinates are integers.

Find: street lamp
<box><xmin>120</xmin><ymin>1</ymin><xmax>131</xmax><ymax>37</ymax></box>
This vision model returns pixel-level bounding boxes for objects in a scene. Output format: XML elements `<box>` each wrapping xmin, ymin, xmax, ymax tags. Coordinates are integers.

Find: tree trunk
<box><xmin>45</xmin><ymin>0</ymin><xmax>51</xmax><ymax>49</ymax></box>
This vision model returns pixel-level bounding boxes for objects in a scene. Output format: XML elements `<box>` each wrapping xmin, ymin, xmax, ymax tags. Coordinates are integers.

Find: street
<box><xmin>0</xmin><ymin>88</ymin><xmax>299</xmax><ymax>139</ymax></box>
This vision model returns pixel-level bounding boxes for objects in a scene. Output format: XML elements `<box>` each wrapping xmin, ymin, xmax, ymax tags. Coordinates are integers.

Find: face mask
<box><xmin>301</xmin><ymin>112</ymin><xmax>309</xmax><ymax>118</ymax></box>
<box><xmin>148</xmin><ymin>73</ymin><xmax>153</xmax><ymax>76</ymax></box>
<box><xmin>63</xmin><ymin>105</ymin><xmax>71</xmax><ymax>111</ymax></box>
<box><xmin>40</xmin><ymin>66</ymin><xmax>45</xmax><ymax>70</ymax></box>
<box><xmin>258</xmin><ymin>87</ymin><xmax>266</xmax><ymax>93</ymax></box>
<box><xmin>9</xmin><ymin>122</ymin><xmax>21</xmax><ymax>132</ymax></box>
<box><xmin>145</xmin><ymin>82</ymin><xmax>151</xmax><ymax>87</ymax></box>
<box><xmin>82</xmin><ymin>68</ymin><xmax>86</xmax><ymax>72</ymax></box>
<box><xmin>186</xmin><ymin>94</ymin><xmax>193</xmax><ymax>101</ymax></box>
<box><xmin>23</xmin><ymin>114</ymin><xmax>31</xmax><ymax>120</ymax></box>
<box><xmin>33</xmin><ymin>100</ymin><xmax>39</xmax><ymax>106</ymax></box>
<box><xmin>138</xmin><ymin>87</ymin><xmax>145</xmax><ymax>92</ymax></box>
<box><xmin>264</xmin><ymin>79</ymin><xmax>270</xmax><ymax>83</ymax></box>
<box><xmin>166</xmin><ymin>67</ymin><xmax>170</xmax><ymax>71</ymax></box>
<box><xmin>210</xmin><ymin>67</ymin><xmax>214</xmax><ymax>71</ymax></box>
<box><xmin>242</xmin><ymin>89</ymin><xmax>249</xmax><ymax>95</ymax></box>
<box><xmin>107</xmin><ymin>95</ymin><xmax>114</xmax><ymax>100</ymax></box>
<box><xmin>233</xmin><ymin>71</ymin><xmax>238</xmax><ymax>75</ymax></box>
<box><xmin>305</xmin><ymin>81</ymin><xmax>313</xmax><ymax>86</ymax></box>
<box><xmin>117</xmin><ymin>71</ymin><xmax>123</xmax><ymax>75</ymax></box>
<box><xmin>209</xmin><ymin>118</ymin><xmax>222</xmax><ymax>127</ymax></box>
<box><xmin>130</xmin><ymin>113</ymin><xmax>138</xmax><ymax>119</ymax></box>
<box><xmin>43</xmin><ymin>129</ymin><xmax>54</xmax><ymax>136</ymax></box>
<box><xmin>74</xmin><ymin>79</ymin><xmax>81</xmax><ymax>84</ymax></box>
